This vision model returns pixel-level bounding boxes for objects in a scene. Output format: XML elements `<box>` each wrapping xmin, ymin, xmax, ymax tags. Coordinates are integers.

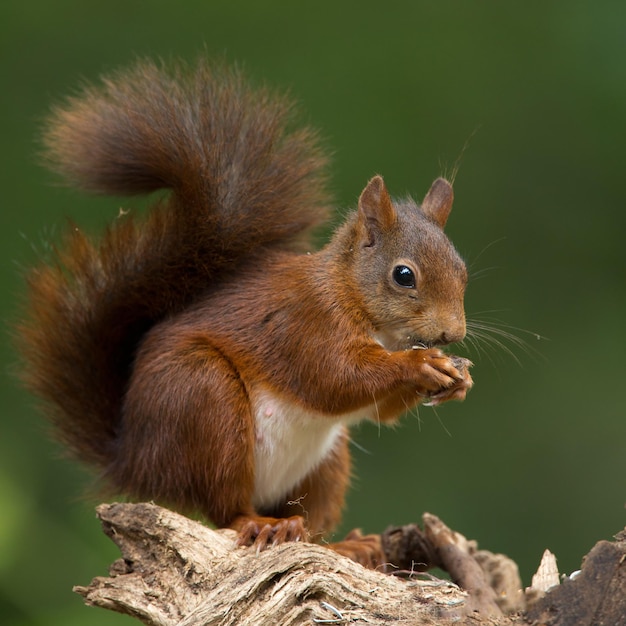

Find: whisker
<box><xmin>468</xmin><ymin>308</ymin><xmax>514</xmax><ymax>316</ymax></box>
<box><xmin>466</xmin><ymin>236</ymin><xmax>508</xmax><ymax>273</ymax></box>
<box><xmin>464</xmin><ymin>315</ymin><xmax>546</xmax><ymax>365</ymax></box>
<box><xmin>407</xmin><ymin>402</ymin><xmax>423</xmax><ymax>432</ymax></box>
<box><xmin>459</xmin><ymin>333</ymin><xmax>498</xmax><ymax>368</ymax></box>
<box><xmin>459</xmin><ymin>332</ymin><xmax>488</xmax><ymax>360</ymax></box>
<box><xmin>466</xmin><ymin>326</ymin><xmax>523</xmax><ymax>366</ymax></box>
<box><xmin>372</xmin><ymin>393</ymin><xmax>382</xmax><ymax>438</ymax></box>
<box><xmin>468</xmin><ymin>266</ymin><xmax>500</xmax><ymax>283</ymax></box>
<box><xmin>430</xmin><ymin>405</ymin><xmax>452</xmax><ymax>438</ymax></box>
<box><xmin>349</xmin><ymin>438</ymin><xmax>372</xmax><ymax>456</ymax></box>
<box><xmin>469</xmin><ymin>317</ymin><xmax>547</xmax><ymax>343</ymax></box>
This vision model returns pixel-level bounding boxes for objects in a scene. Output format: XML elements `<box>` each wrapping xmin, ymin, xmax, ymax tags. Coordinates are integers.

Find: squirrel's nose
<box><xmin>437</xmin><ymin>319</ymin><xmax>466</xmax><ymax>345</ymax></box>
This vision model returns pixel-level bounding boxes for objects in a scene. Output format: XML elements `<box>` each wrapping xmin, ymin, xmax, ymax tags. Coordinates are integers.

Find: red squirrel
<box><xmin>18</xmin><ymin>58</ymin><xmax>473</xmax><ymax>568</ymax></box>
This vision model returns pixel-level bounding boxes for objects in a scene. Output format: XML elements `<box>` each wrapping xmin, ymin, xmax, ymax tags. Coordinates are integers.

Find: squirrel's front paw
<box><xmin>410</xmin><ymin>349</ymin><xmax>473</xmax><ymax>404</ymax></box>
<box><xmin>423</xmin><ymin>355</ymin><xmax>473</xmax><ymax>405</ymax></box>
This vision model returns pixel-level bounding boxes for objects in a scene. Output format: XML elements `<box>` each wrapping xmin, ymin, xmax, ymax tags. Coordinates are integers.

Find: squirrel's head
<box><xmin>349</xmin><ymin>175</ymin><xmax>467</xmax><ymax>352</ymax></box>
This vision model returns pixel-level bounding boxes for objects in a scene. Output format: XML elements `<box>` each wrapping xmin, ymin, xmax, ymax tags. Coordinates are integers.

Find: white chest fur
<box><xmin>251</xmin><ymin>389</ymin><xmax>373</xmax><ymax>510</ymax></box>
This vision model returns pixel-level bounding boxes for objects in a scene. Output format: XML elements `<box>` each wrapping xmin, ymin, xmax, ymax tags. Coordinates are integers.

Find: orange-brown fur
<box><xmin>17</xmin><ymin>58</ymin><xmax>472</xmax><ymax>568</ymax></box>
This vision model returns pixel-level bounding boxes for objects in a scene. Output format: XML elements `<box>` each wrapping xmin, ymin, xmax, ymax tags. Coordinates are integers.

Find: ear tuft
<box><xmin>421</xmin><ymin>178</ymin><xmax>454</xmax><ymax>228</ymax></box>
<box><xmin>357</xmin><ymin>175</ymin><xmax>396</xmax><ymax>245</ymax></box>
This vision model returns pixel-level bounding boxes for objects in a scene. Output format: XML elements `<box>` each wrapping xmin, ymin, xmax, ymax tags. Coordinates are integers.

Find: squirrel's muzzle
<box><xmin>435</xmin><ymin>316</ymin><xmax>466</xmax><ymax>346</ymax></box>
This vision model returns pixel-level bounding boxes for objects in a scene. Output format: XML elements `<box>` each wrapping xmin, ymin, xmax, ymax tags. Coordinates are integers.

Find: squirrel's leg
<box><xmin>120</xmin><ymin>328</ymin><xmax>311</xmax><ymax>550</ymax></box>
<box><xmin>117</xmin><ymin>333</ymin><xmax>266</xmax><ymax>533</ymax></box>
<box><xmin>294</xmin><ymin>345</ymin><xmax>471</xmax><ymax>417</ymax></box>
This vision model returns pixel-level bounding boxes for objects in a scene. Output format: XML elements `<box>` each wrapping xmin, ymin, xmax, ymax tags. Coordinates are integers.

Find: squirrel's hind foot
<box><xmin>328</xmin><ymin>528</ymin><xmax>387</xmax><ymax>570</ymax></box>
<box><xmin>232</xmin><ymin>514</ymin><xmax>309</xmax><ymax>551</ymax></box>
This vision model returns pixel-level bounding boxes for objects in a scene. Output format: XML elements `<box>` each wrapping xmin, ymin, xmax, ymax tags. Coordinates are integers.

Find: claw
<box><xmin>233</xmin><ymin>515</ymin><xmax>308</xmax><ymax>551</ymax></box>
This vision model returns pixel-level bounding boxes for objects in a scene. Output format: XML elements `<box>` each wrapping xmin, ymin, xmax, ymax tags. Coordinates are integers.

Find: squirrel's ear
<box><xmin>421</xmin><ymin>178</ymin><xmax>454</xmax><ymax>228</ymax></box>
<box><xmin>357</xmin><ymin>175</ymin><xmax>397</xmax><ymax>246</ymax></box>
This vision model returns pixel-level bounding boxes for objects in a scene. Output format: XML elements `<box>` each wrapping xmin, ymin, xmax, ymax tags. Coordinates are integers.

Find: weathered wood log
<box><xmin>74</xmin><ymin>503</ymin><xmax>509</xmax><ymax>625</ymax></box>
<box><xmin>74</xmin><ymin>503</ymin><xmax>625</xmax><ymax>626</ymax></box>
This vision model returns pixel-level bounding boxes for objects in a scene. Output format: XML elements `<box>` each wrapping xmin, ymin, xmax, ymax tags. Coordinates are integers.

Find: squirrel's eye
<box><xmin>392</xmin><ymin>265</ymin><xmax>416</xmax><ymax>288</ymax></box>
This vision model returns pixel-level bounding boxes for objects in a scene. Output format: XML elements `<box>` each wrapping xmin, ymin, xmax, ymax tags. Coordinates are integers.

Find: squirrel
<box><xmin>18</xmin><ymin>58</ymin><xmax>473</xmax><ymax>568</ymax></box>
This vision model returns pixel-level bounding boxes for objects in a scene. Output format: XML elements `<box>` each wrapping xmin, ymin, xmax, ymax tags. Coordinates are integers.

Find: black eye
<box><xmin>392</xmin><ymin>265</ymin><xmax>416</xmax><ymax>288</ymax></box>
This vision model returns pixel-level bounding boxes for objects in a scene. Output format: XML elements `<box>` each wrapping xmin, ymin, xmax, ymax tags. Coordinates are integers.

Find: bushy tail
<box><xmin>18</xmin><ymin>58</ymin><xmax>330</xmax><ymax>470</ymax></box>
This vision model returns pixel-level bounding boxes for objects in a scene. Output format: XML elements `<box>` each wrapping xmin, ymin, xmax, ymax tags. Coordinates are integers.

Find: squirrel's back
<box><xmin>18</xmin><ymin>58</ymin><xmax>331</xmax><ymax>470</ymax></box>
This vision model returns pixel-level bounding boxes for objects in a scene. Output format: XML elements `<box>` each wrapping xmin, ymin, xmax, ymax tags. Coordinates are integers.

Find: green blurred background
<box><xmin>2</xmin><ymin>1</ymin><xmax>625</xmax><ymax>624</ymax></box>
